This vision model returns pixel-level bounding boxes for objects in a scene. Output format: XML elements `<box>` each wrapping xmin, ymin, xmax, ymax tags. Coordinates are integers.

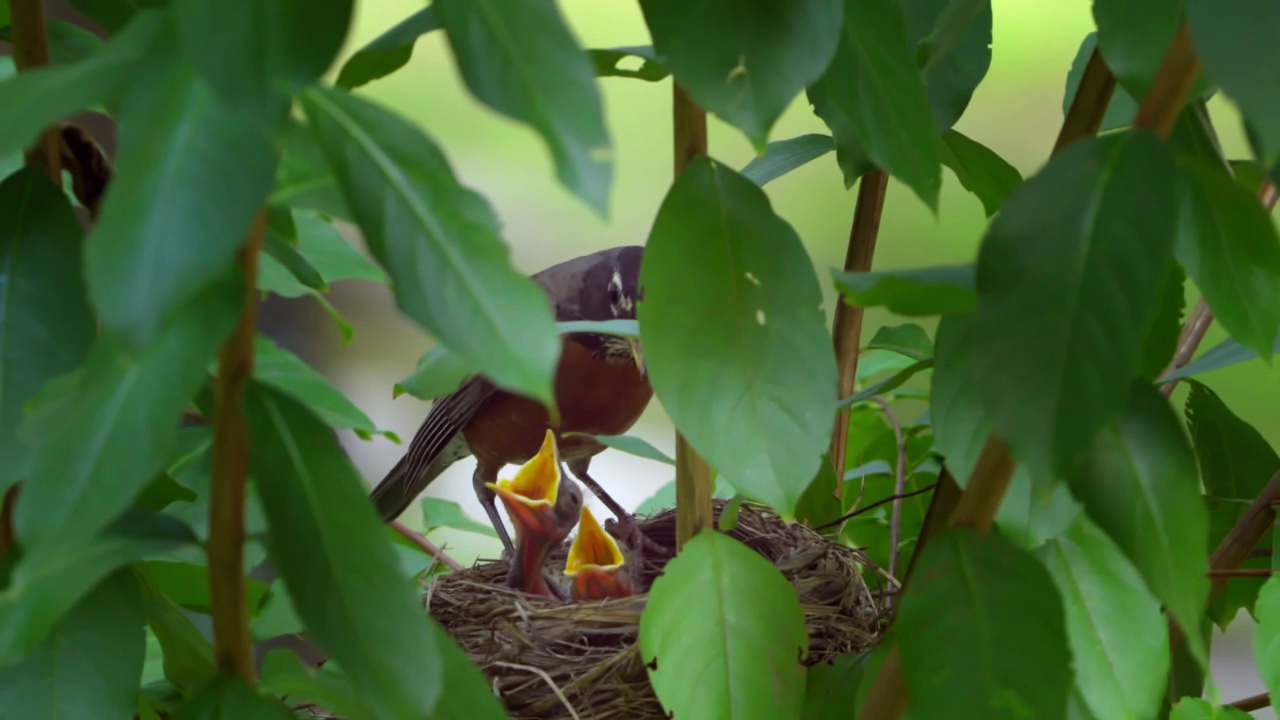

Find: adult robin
<box><xmin>487</xmin><ymin>430</ymin><xmax>584</xmax><ymax>599</ymax></box>
<box><xmin>564</xmin><ymin>505</ymin><xmax>636</xmax><ymax>601</ymax></box>
<box><xmin>369</xmin><ymin>245</ymin><xmax>654</xmax><ymax>556</ymax></box>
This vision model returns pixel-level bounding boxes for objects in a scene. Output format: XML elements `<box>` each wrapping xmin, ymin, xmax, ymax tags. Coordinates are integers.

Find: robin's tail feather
<box><xmin>368</xmin><ymin>446</ymin><xmax>462</xmax><ymax>522</ymax></box>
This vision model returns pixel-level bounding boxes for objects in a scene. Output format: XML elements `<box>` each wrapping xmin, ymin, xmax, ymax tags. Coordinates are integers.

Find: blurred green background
<box><xmin>272</xmin><ymin>2</ymin><xmax>1278</xmax><ymax>707</ymax></box>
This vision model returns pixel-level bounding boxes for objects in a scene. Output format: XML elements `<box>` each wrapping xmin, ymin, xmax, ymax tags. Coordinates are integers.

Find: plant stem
<box><xmin>815</xmin><ymin>483</ymin><xmax>939</xmax><ymax>531</ymax></box>
<box><xmin>1053</xmin><ymin>48</ymin><xmax>1117</xmax><ymax>155</ymax></box>
<box><xmin>8</xmin><ymin>0</ymin><xmax>60</xmax><ymax>182</ymax></box>
<box><xmin>830</xmin><ymin>170</ymin><xmax>889</xmax><ymax>492</ymax></box>
<box><xmin>390</xmin><ymin>521</ymin><xmax>463</xmax><ymax>572</ymax></box>
<box><xmin>671</xmin><ymin>84</ymin><xmax>714</xmax><ymax>551</ymax></box>
<box><xmin>1228</xmin><ymin>691</ymin><xmax>1270</xmax><ymax>712</ymax></box>
<box><xmin>873</xmin><ymin>397</ymin><xmax>907</xmax><ymax>583</ymax></box>
<box><xmin>208</xmin><ymin>209</ymin><xmax>266</xmax><ymax>683</ymax></box>
<box><xmin>1131</xmin><ymin>24</ymin><xmax>1200</xmax><ymax>137</ymax></box>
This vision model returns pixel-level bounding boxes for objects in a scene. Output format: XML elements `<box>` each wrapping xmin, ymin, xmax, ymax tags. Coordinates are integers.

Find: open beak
<box><xmin>626</xmin><ymin>337</ymin><xmax>646</xmax><ymax>376</ymax></box>
<box><xmin>486</xmin><ymin>430</ymin><xmax>568</xmax><ymax>598</ymax></box>
<box><xmin>564</xmin><ymin>506</ymin><xmax>634</xmax><ymax>600</ymax></box>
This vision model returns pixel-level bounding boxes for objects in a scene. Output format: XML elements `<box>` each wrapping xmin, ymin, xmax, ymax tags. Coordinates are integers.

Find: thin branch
<box><xmin>1207</xmin><ymin>568</ymin><xmax>1276</xmax><ymax>578</ymax></box>
<box><xmin>672</xmin><ymin>83</ymin><xmax>714</xmax><ymax>551</ymax></box>
<box><xmin>1228</xmin><ymin>691</ymin><xmax>1270</xmax><ymax>712</ymax></box>
<box><xmin>1053</xmin><ymin>48</ymin><xmax>1118</xmax><ymax>155</ymax></box>
<box><xmin>830</xmin><ymin>170</ymin><xmax>890</xmax><ymax>493</ymax></box>
<box><xmin>390</xmin><ymin>520</ymin><xmax>463</xmax><ymax>572</ymax></box>
<box><xmin>1131</xmin><ymin>24</ymin><xmax>1200</xmax><ymax>137</ymax></box>
<box><xmin>873</xmin><ymin>398</ymin><xmax>908</xmax><ymax>581</ymax></box>
<box><xmin>207</xmin><ymin>209</ymin><xmax>266</xmax><ymax>684</ymax></box>
<box><xmin>815</xmin><ymin>483</ymin><xmax>939</xmax><ymax>531</ymax></box>
<box><xmin>1208</xmin><ymin>471</ymin><xmax>1280</xmax><ymax>600</ymax></box>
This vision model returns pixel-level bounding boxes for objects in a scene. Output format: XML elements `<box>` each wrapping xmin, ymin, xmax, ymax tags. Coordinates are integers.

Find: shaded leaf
<box><xmin>301</xmin><ymin>87</ymin><xmax>560</xmax><ymax>408</ymax></box>
<box><xmin>834</xmin><ymin>264</ymin><xmax>975</xmax><ymax>317</ymax></box>
<box><xmin>0</xmin><ymin>168</ymin><xmax>96</xmax><ymax>492</ymax></box>
<box><xmin>838</xmin><ymin>358</ymin><xmax>933</xmax><ymax>409</ymax></box>
<box><xmin>134</xmin><ymin>564</ymin><xmax>216</xmax><ymax>694</ymax></box>
<box><xmin>420</xmin><ymin>498</ymin><xmax>497</xmax><ymax>539</ymax></box>
<box><xmin>588</xmin><ymin>45</ymin><xmax>668</xmax><ymax>82</ymax></box>
<box><xmin>0</xmin><ymin>19</ymin><xmax>104</xmax><ymax>65</ymax></box>
<box><xmin>270</xmin><ymin>120</ymin><xmax>350</xmax><ymax>221</ymax></box>
<box><xmin>427</xmin><ymin>627</ymin><xmax>510</xmax><ymax>720</ymax></box>
<box><xmin>1095</xmin><ymin>0</ymin><xmax>1212</xmax><ymax>101</ymax></box>
<box><xmin>245</xmin><ymin>384</ymin><xmax>459</xmax><ymax>719</ymax></box>
<box><xmin>291</xmin><ymin>211</ymin><xmax>386</xmax><ymax>285</ymax></box>
<box><xmin>85</xmin><ymin>25</ymin><xmax>276</xmax><ymax>345</ymax></box>
<box><xmin>1063</xmin><ymin>32</ymin><xmax>1137</xmax><ymax>133</ymax></box>
<box><xmin>171</xmin><ymin>674</ymin><xmax>296</xmax><ymax>720</ymax></box>
<box><xmin>640</xmin><ymin>529</ymin><xmax>807</xmax><ymax>719</ymax></box>
<box><xmin>15</xmin><ymin>275</ymin><xmax>241</xmax><ymax>556</ymax></box>
<box><xmin>867</xmin><ymin>323</ymin><xmax>932</xmax><ymax>360</ymax></box>
<box><xmin>795</xmin><ymin>455</ymin><xmax>842</xmax><ymax>530</ymax></box>
<box><xmin>336</xmin><ymin>7</ymin><xmax>438</xmax><ymax>90</ymax></box>
<box><xmin>143</xmin><ymin>561</ymin><xmax>271</xmax><ymax>616</ymax></box>
<box><xmin>640</xmin><ymin>0</ymin><xmax>842</xmax><ymax>149</ymax></box>
<box><xmin>974</xmin><ymin>131</ymin><xmax>1178</xmax><ymax>482</ymax></box>
<box><xmin>0</xmin><ymin>570</ymin><xmax>146</xmax><ymax>719</ymax></box>
<box><xmin>1255</xmin><ymin>575</ymin><xmax>1280</xmax><ymax>703</ymax></box>
<box><xmin>67</xmin><ymin>0</ymin><xmax>164</xmax><ymax>34</ymax></box>
<box><xmin>637</xmin><ymin>157</ymin><xmax>836</xmax><ymax>519</ymax></box>
<box><xmin>741</xmin><ymin>134</ymin><xmax>835</xmax><ymax>187</ymax></box>
<box><xmin>565</xmin><ymin>432</ymin><xmax>675</xmax><ymax>466</ymax></box>
<box><xmin>263</xmin><ymin>222</ymin><xmax>325</xmax><ymax>292</ymax></box>
<box><xmin>253</xmin><ymin>334</ymin><xmax>395</xmax><ymax>441</ymax></box>
<box><xmin>434</xmin><ymin>0</ymin><xmax>612</xmax><ymax>213</ymax></box>
<box><xmin>1137</xmin><ymin>263</ymin><xmax>1186</xmax><ymax>381</ymax></box>
<box><xmin>1068</xmin><ymin>381</ymin><xmax>1211</xmax><ymax>668</ymax></box>
<box><xmin>802</xmin><ymin>652</ymin><xmax>869</xmax><ymax>720</ymax></box>
<box><xmin>897</xmin><ymin>526</ymin><xmax>1070</xmax><ymax>720</ymax></box>
<box><xmin>135</xmin><ymin>473</ymin><xmax>198</xmax><ymax>512</ymax></box>
<box><xmin>810</xmin><ymin>0</ymin><xmax>942</xmax><ymax>210</ymax></box>
<box><xmin>1175</xmin><ymin>157</ymin><xmax>1280</xmax><ymax>361</ymax></box>
<box><xmin>259</xmin><ymin>649</ymin><xmax>373</xmax><ymax>719</ymax></box>
<box><xmin>902</xmin><ymin>0</ymin><xmax>993</xmax><ymax>130</ymax></box>
<box><xmin>938</xmin><ymin>129</ymin><xmax>1022</xmax><ymax>217</ymax></box>
<box><xmin>1037</xmin><ymin>515</ymin><xmax>1169</xmax><ymax>720</ymax></box>
<box><xmin>1170</xmin><ymin>698</ymin><xmax>1253</xmax><ymax>720</ymax></box>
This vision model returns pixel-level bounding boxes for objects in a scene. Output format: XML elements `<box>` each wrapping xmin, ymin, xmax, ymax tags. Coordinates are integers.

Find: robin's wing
<box><xmin>368</xmin><ymin>375</ymin><xmax>497</xmax><ymax>521</ymax></box>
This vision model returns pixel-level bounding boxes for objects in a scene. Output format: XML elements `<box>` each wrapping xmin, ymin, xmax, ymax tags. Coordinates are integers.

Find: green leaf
<box><xmin>135</xmin><ymin>473</ymin><xmax>199</xmax><ymax>512</ymax></box>
<box><xmin>1171</xmin><ymin>101</ymin><xmax>1231</xmax><ymax>171</ymax></box>
<box><xmin>291</xmin><ymin>210</ymin><xmax>386</xmax><ymax>285</ymax></box>
<box><xmin>838</xmin><ymin>357</ymin><xmax>933</xmax><ymax>409</ymax></box>
<box><xmin>15</xmin><ymin>275</ymin><xmax>241</xmax><ymax>555</ymax></box>
<box><xmin>253</xmin><ymin>334</ymin><xmax>395</xmax><ymax>441</ymax></box>
<box><xmin>133</xmin><ymin>564</ymin><xmax>216</xmax><ymax>694</ymax></box>
<box><xmin>174</xmin><ymin>0</ymin><xmax>352</xmax><ymax>113</ymax></box>
<box><xmin>564</xmin><ymin>432</ymin><xmax>675</xmax><ymax>466</ymax></box>
<box><xmin>902</xmin><ymin>0</ymin><xmax>993</xmax><ymax>130</ymax></box>
<box><xmin>802</xmin><ymin>652</ymin><xmax>869</xmax><ymax>720</ymax></box>
<box><xmin>1095</xmin><ymin>0</ymin><xmax>1212</xmax><ymax>102</ymax></box>
<box><xmin>1170</xmin><ymin>698</ymin><xmax>1254</xmax><ymax>720</ymax></box>
<box><xmin>1068</xmin><ymin>381</ymin><xmax>1211</xmax><ymax>668</ymax></box>
<box><xmin>1254</xmin><ymin>575</ymin><xmax>1280</xmax><ymax>702</ymax></box>
<box><xmin>1160</xmin><ymin>335</ymin><xmax>1280</xmax><ymax>382</ymax></box>
<box><xmin>640</xmin><ymin>0</ymin><xmax>842</xmax><ymax>150</ymax></box>
<box><xmin>428</xmin><ymin>629</ymin><xmax>511</xmax><ymax>720</ymax></box>
<box><xmin>0</xmin><ymin>510</ymin><xmax>195</xmax><ymax>663</ymax></box>
<box><xmin>0</xmin><ymin>168</ymin><xmax>96</xmax><ymax>492</ymax></box>
<box><xmin>974</xmin><ymin>131</ymin><xmax>1178</xmax><ymax>482</ymax></box>
<box><xmin>142</xmin><ymin>561</ymin><xmax>270</xmax><ymax>616</ymax></box>
<box><xmin>420</xmin><ymin>498</ymin><xmax>497</xmax><ymax>539</ymax></box>
<box><xmin>434</xmin><ymin>0</ymin><xmax>612</xmax><ymax>214</ymax></box>
<box><xmin>259</xmin><ymin>649</ymin><xmax>374</xmax><ymax>719</ymax></box>
<box><xmin>263</xmin><ymin>221</ymin><xmax>325</xmax><ymax>292</ymax></box>
<box><xmin>938</xmin><ymin>129</ymin><xmax>1022</xmax><ymax>217</ymax></box>
<box><xmin>245</xmin><ymin>383</ymin><xmax>460</xmax><ymax>719</ymax></box>
<box><xmin>68</xmin><ymin>0</ymin><xmax>164</xmax><ymax>35</ymax></box>
<box><xmin>867</xmin><ymin>323</ymin><xmax>932</xmax><ymax>360</ymax></box>
<box><xmin>1175</xmin><ymin>157</ymin><xmax>1280</xmax><ymax>361</ymax></box>
<box><xmin>1062</xmin><ymin>32</ymin><xmax>1138</xmax><ymax>133</ymax></box>
<box><xmin>1137</xmin><ymin>263</ymin><xmax>1186</xmax><ymax>381</ymax></box>
<box><xmin>0</xmin><ymin>570</ymin><xmax>146</xmax><ymax>719</ymax></box>
<box><xmin>635</xmin><ymin>477</ymin><xmax>736</xmax><ymax>516</ymax></box>
<box><xmin>640</xmin><ymin>529</ymin><xmax>807</xmax><ymax>719</ymax></box>
<box><xmin>806</xmin><ymin>83</ymin><xmax>875</xmax><ymax>188</ymax></box>
<box><xmin>0</xmin><ymin>19</ymin><xmax>105</xmax><ymax>65</ymax></box>
<box><xmin>1037</xmin><ymin>515</ymin><xmax>1169</xmax><ymax>720</ymax></box>
<box><xmin>85</xmin><ymin>26</ymin><xmax>276</xmax><ymax>346</ymax></box>
<box><xmin>795</xmin><ymin>455</ymin><xmax>842</xmax><ymax>530</ymax></box>
<box><xmin>740</xmin><ymin>134</ymin><xmax>835</xmax><ymax>186</ymax></box>
<box><xmin>394</xmin><ymin>345</ymin><xmax>475</xmax><ymax>401</ymax></box>
<box><xmin>0</xmin><ymin>10</ymin><xmax>162</xmax><ymax>161</ymax></box>
<box><xmin>834</xmin><ymin>264</ymin><xmax>975</xmax><ymax>316</ymax></box>
<box><xmin>301</xmin><ymin>87</ymin><xmax>560</xmax><ymax>409</ymax></box>
<box><xmin>270</xmin><ymin>119</ymin><xmax>351</xmax><ymax>221</ymax></box>
<box><xmin>587</xmin><ymin>45</ymin><xmax>669</xmax><ymax>82</ymax></box>
<box><xmin>896</xmin><ymin>526</ymin><xmax>1070</xmax><ymax>720</ymax></box>
<box><xmin>638</xmin><ymin>157</ymin><xmax>837</xmax><ymax>519</ymax></box>
<box><xmin>336</xmin><ymin>7</ymin><xmax>438</xmax><ymax>90</ymax></box>
<box><xmin>171</xmin><ymin>674</ymin><xmax>296</xmax><ymax>720</ymax></box>
<box><xmin>809</xmin><ymin>0</ymin><xmax>942</xmax><ymax>210</ymax></box>
<box><xmin>1187</xmin><ymin>0</ymin><xmax>1280</xmax><ymax>166</ymax></box>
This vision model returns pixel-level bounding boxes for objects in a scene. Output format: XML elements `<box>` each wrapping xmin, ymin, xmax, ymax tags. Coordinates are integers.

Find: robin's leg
<box><xmin>473</xmin><ymin>461</ymin><xmax>515</xmax><ymax>557</ymax></box>
<box><xmin>566</xmin><ymin>457</ymin><xmax>664</xmax><ymax>558</ymax></box>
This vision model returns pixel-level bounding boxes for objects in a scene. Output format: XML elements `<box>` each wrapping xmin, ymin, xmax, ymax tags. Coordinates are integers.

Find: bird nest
<box><xmin>303</xmin><ymin>500</ymin><xmax>886</xmax><ymax>719</ymax></box>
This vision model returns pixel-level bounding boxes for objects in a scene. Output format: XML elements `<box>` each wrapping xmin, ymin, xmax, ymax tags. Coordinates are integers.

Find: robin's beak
<box><xmin>626</xmin><ymin>337</ymin><xmax>646</xmax><ymax>376</ymax></box>
<box><xmin>486</xmin><ymin>430</ymin><xmax>570</xmax><ymax>598</ymax></box>
<box><xmin>564</xmin><ymin>506</ymin><xmax>634</xmax><ymax>600</ymax></box>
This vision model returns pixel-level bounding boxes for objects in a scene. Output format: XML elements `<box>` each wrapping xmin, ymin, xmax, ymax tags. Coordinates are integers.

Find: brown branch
<box><xmin>1053</xmin><ymin>48</ymin><xmax>1118</xmax><ymax>155</ymax></box>
<box><xmin>1207</xmin><ymin>568</ymin><xmax>1276</xmax><ymax>578</ymax></box>
<box><xmin>873</xmin><ymin>398</ymin><xmax>908</xmax><ymax>582</ymax></box>
<box><xmin>8</xmin><ymin>0</ymin><xmax>60</xmax><ymax>182</ymax></box>
<box><xmin>1228</xmin><ymin>691</ymin><xmax>1270</xmax><ymax>712</ymax></box>
<box><xmin>1131</xmin><ymin>24</ymin><xmax>1200</xmax><ymax>137</ymax></box>
<box><xmin>390</xmin><ymin>520</ymin><xmax>463</xmax><ymax>572</ymax></box>
<box><xmin>830</xmin><ymin>170</ymin><xmax>889</xmax><ymax>493</ymax></box>
<box><xmin>1208</xmin><ymin>471</ymin><xmax>1280</xmax><ymax>600</ymax></box>
<box><xmin>671</xmin><ymin>83</ymin><xmax>714</xmax><ymax>551</ymax></box>
<box><xmin>207</xmin><ymin>209</ymin><xmax>266</xmax><ymax>684</ymax></box>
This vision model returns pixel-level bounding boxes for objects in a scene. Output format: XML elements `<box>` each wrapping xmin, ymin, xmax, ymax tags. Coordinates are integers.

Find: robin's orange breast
<box><xmin>463</xmin><ymin>337</ymin><xmax>654</xmax><ymax>468</ymax></box>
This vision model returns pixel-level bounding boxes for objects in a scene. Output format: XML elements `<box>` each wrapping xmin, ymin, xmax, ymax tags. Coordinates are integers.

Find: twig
<box><xmin>1207</xmin><ymin>568</ymin><xmax>1276</xmax><ymax>578</ymax></box>
<box><xmin>208</xmin><ymin>208</ymin><xmax>267</xmax><ymax>684</ymax></box>
<box><xmin>1131</xmin><ymin>24</ymin><xmax>1200</xmax><ymax>137</ymax></box>
<box><xmin>1228</xmin><ymin>691</ymin><xmax>1270</xmax><ymax>712</ymax></box>
<box><xmin>390</xmin><ymin>520</ymin><xmax>463</xmax><ymax>572</ymax></box>
<box><xmin>8</xmin><ymin>0</ymin><xmax>60</xmax><ymax>182</ymax></box>
<box><xmin>1053</xmin><ymin>47</ymin><xmax>1117</xmax><ymax>155</ymax></box>
<box><xmin>671</xmin><ymin>83</ymin><xmax>714</xmax><ymax>551</ymax></box>
<box><xmin>873</xmin><ymin>398</ymin><xmax>907</xmax><ymax>581</ymax></box>
<box><xmin>830</xmin><ymin>170</ymin><xmax>890</xmax><ymax>493</ymax></box>
<box><xmin>1208</xmin><ymin>471</ymin><xmax>1280</xmax><ymax>600</ymax></box>
<box><xmin>490</xmin><ymin>662</ymin><xmax>583</xmax><ymax>720</ymax></box>
<box><xmin>814</xmin><ymin>484</ymin><xmax>939</xmax><ymax>531</ymax></box>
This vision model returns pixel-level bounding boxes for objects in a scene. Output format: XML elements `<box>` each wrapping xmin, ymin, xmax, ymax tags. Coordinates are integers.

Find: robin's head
<box><xmin>564</xmin><ymin>505</ymin><xmax>635</xmax><ymax>601</ymax></box>
<box><xmin>573</xmin><ymin>245</ymin><xmax>646</xmax><ymax>371</ymax></box>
